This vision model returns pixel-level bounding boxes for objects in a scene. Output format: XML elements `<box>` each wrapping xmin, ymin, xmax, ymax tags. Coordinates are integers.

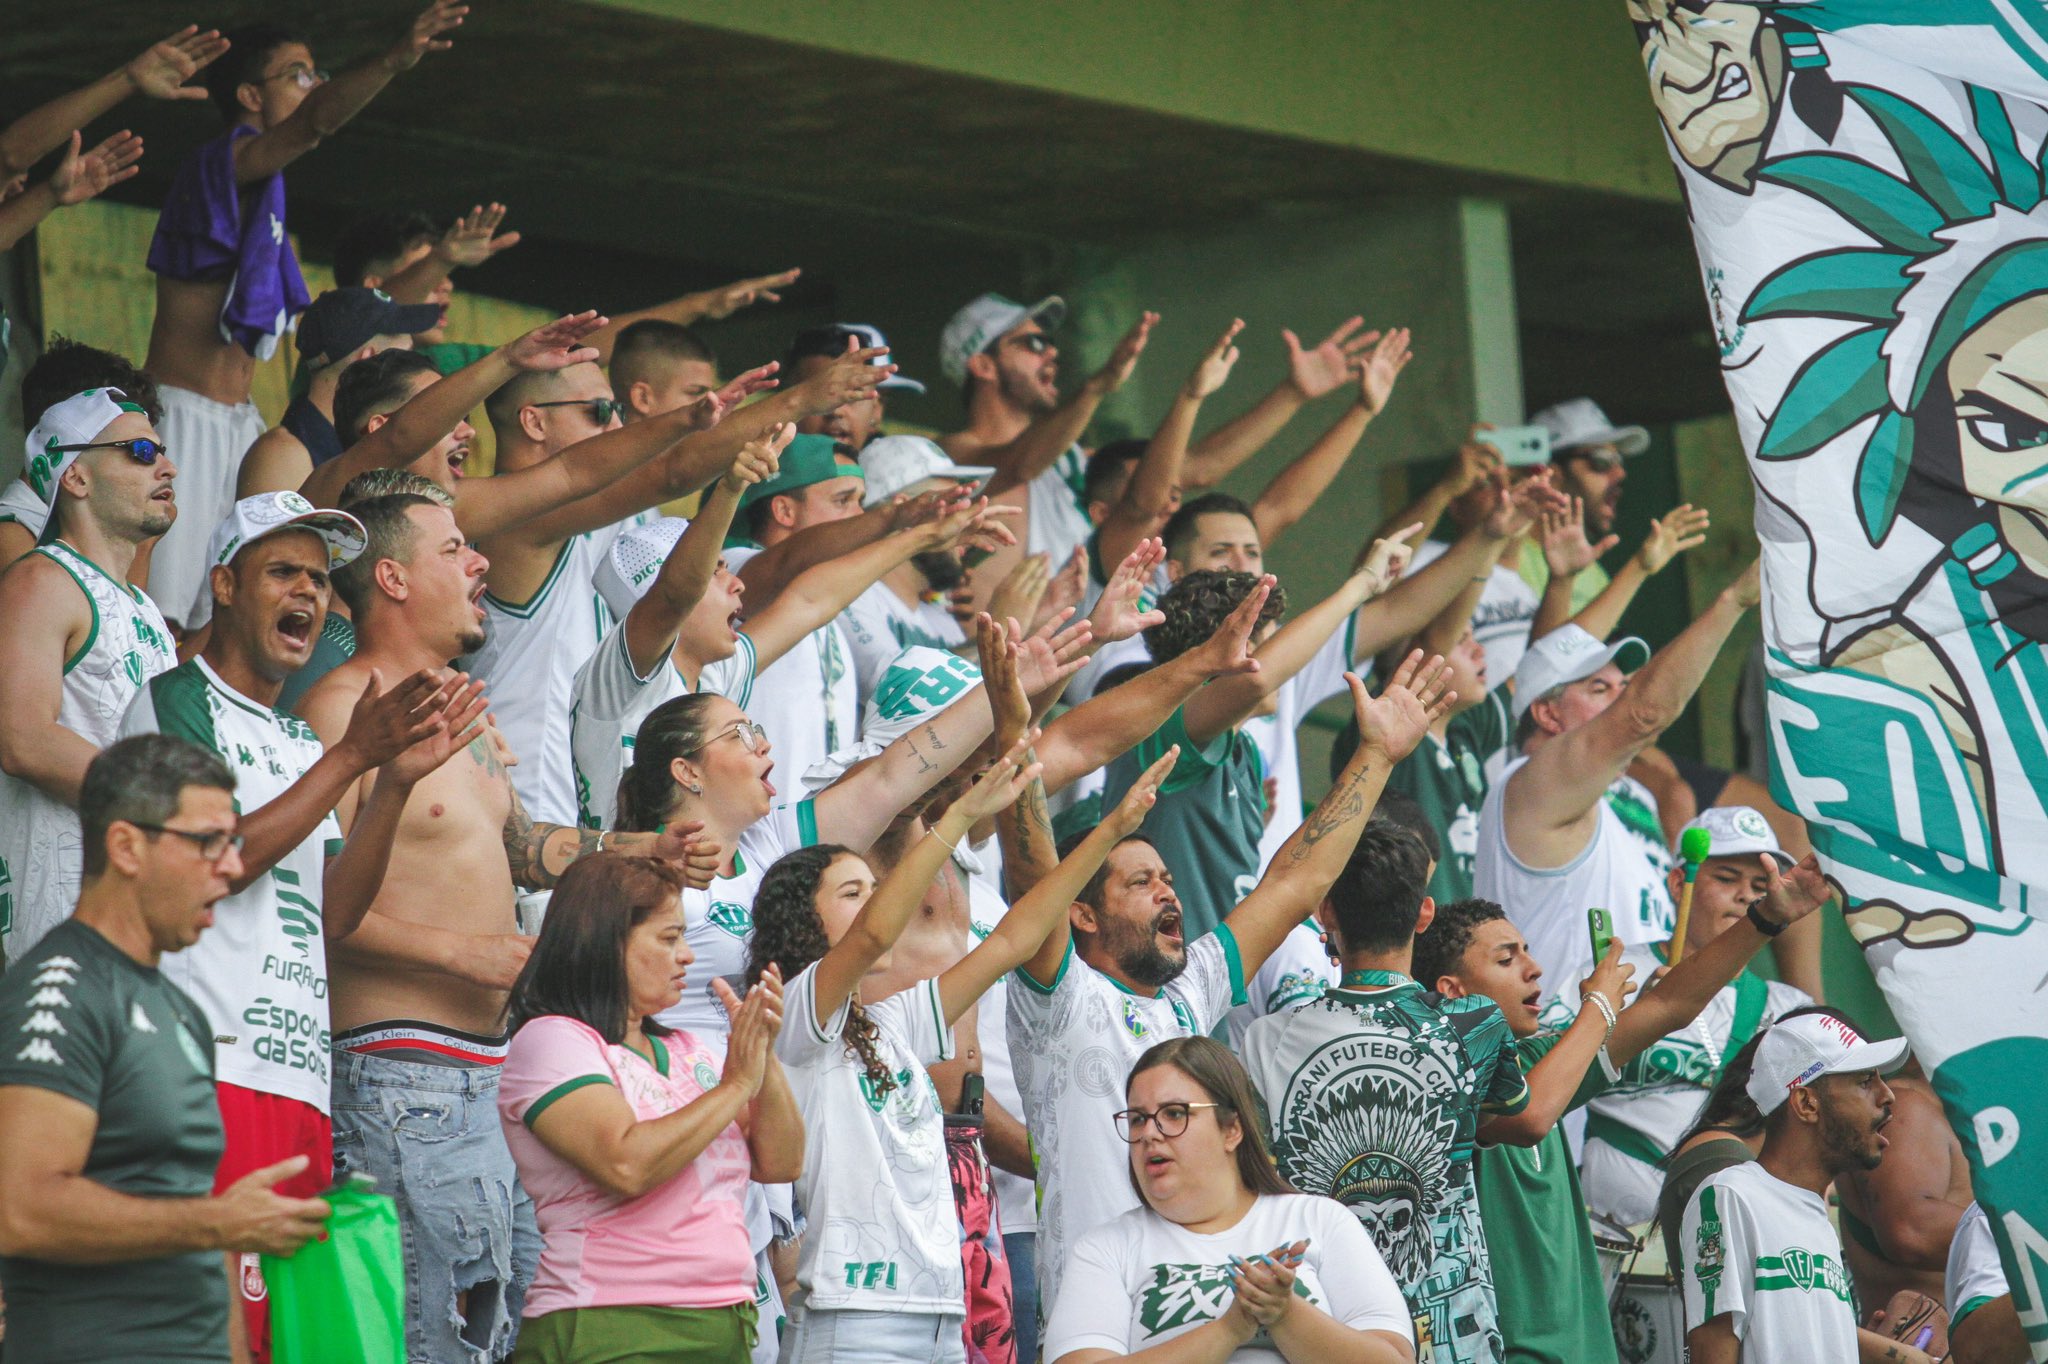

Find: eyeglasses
<box><xmin>129</xmin><ymin>823</ymin><xmax>244</xmax><ymax>863</ymax></box>
<box><xmin>1002</xmin><ymin>333</ymin><xmax>1053</xmax><ymax>356</ymax></box>
<box><xmin>51</xmin><ymin>437</ymin><xmax>168</xmax><ymax>465</ymax></box>
<box><xmin>531</xmin><ymin>398</ymin><xmax>625</xmax><ymax>426</ymax></box>
<box><xmin>259</xmin><ymin>66</ymin><xmax>328</xmax><ymax>91</ymax></box>
<box><xmin>711</xmin><ymin>720</ymin><xmax>770</xmax><ymax>754</ymax></box>
<box><xmin>1563</xmin><ymin>447</ymin><xmax>1623</xmax><ymax>473</ymax></box>
<box><xmin>1113</xmin><ymin>1102</ymin><xmax>1224</xmax><ymax>1142</ymax></box>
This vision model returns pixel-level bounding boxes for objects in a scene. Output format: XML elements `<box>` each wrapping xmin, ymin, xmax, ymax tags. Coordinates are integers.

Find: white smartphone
<box><xmin>1476</xmin><ymin>424</ymin><xmax>1553</xmax><ymax>467</ymax></box>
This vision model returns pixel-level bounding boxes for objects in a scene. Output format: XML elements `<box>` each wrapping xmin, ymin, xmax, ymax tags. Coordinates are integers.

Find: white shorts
<box><xmin>151</xmin><ymin>384</ymin><xmax>266</xmax><ymax>628</ymax></box>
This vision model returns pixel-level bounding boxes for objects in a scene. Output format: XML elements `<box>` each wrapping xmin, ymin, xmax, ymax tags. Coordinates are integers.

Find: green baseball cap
<box><xmin>734</xmin><ymin>434</ymin><xmax>863</xmax><ymax>514</ymax></box>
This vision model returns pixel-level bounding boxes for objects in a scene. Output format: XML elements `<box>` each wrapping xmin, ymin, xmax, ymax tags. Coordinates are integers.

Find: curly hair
<box><xmin>746</xmin><ymin>845</ymin><xmax>898</xmax><ymax>1098</ymax></box>
<box><xmin>1411</xmin><ymin>897</ymin><xmax>1508</xmax><ymax>988</ymax></box>
<box><xmin>1143</xmin><ymin>569</ymin><xmax>1287</xmax><ymax>665</ymax></box>
<box><xmin>24</xmin><ymin>338</ymin><xmax>163</xmax><ymax>427</ymax></box>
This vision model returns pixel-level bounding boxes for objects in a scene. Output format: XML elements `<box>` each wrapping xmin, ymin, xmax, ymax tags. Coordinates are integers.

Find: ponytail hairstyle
<box><xmin>616</xmin><ymin>693</ymin><xmax>723</xmax><ymax>832</ymax></box>
<box><xmin>746</xmin><ymin>845</ymin><xmax>898</xmax><ymax>1099</ymax></box>
<box><xmin>1125</xmin><ymin>1037</ymin><xmax>1296</xmax><ymax>1206</ymax></box>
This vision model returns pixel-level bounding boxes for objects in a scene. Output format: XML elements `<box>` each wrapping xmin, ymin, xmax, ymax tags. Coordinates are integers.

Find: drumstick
<box><xmin>1668</xmin><ymin>826</ymin><xmax>1712</xmax><ymax>964</ymax></box>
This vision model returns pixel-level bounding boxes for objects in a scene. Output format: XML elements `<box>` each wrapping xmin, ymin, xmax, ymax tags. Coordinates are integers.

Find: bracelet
<box><xmin>594</xmin><ymin>829</ymin><xmax>608</xmax><ymax>854</ymax></box>
<box><xmin>1585</xmin><ymin>990</ymin><xmax>1618</xmax><ymax>1038</ymax></box>
<box><xmin>930</xmin><ymin>828</ymin><xmax>961</xmax><ymax>856</ymax></box>
<box><xmin>1746</xmin><ymin>902</ymin><xmax>1786</xmax><ymax>937</ymax></box>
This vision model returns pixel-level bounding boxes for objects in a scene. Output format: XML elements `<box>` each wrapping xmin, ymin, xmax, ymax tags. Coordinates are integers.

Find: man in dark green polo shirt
<box><xmin>0</xmin><ymin>735</ymin><xmax>329</xmax><ymax>1363</ymax></box>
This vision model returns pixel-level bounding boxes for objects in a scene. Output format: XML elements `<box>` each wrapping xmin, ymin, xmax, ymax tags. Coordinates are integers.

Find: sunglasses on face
<box><xmin>130</xmin><ymin>823</ymin><xmax>244</xmax><ymax>863</ymax></box>
<box><xmin>1564</xmin><ymin>447</ymin><xmax>1623</xmax><ymax>473</ymax></box>
<box><xmin>1113</xmin><ymin>1101</ymin><xmax>1224</xmax><ymax>1142</ymax></box>
<box><xmin>711</xmin><ymin>720</ymin><xmax>770</xmax><ymax>754</ymax></box>
<box><xmin>1002</xmin><ymin>333</ymin><xmax>1054</xmax><ymax>356</ymax></box>
<box><xmin>532</xmin><ymin>398</ymin><xmax>625</xmax><ymax>426</ymax></box>
<box><xmin>53</xmin><ymin>437</ymin><xmax>168</xmax><ymax>465</ymax></box>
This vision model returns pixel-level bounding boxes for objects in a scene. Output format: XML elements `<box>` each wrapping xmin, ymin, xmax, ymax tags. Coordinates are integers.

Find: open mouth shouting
<box><xmin>276</xmin><ymin>607</ymin><xmax>316</xmax><ymax>653</ymax></box>
<box><xmin>1154</xmin><ymin>907</ymin><xmax>1184</xmax><ymax>948</ymax></box>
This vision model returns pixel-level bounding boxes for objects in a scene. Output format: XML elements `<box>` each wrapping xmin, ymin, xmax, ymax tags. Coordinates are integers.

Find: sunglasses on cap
<box><xmin>52</xmin><ymin>436</ymin><xmax>168</xmax><ymax>465</ymax></box>
<box><xmin>531</xmin><ymin>398</ymin><xmax>626</xmax><ymax>426</ymax></box>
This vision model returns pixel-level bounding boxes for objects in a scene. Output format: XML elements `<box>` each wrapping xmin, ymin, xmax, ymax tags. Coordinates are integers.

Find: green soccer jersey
<box><xmin>1475</xmin><ymin>1029</ymin><xmax>1620</xmax><ymax>1364</ymax></box>
<box><xmin>1102</xmin><ymin>705</ymin><xmax>1264</xmax><ymax>942</ymax></box>
<box><xmin>0</xmin><ymin>920</ymin><xmax>228</xmax><ymax>1362</ymax></box>
<box><xmin>1387</xmin><ymin>680</ymin><xmax>1515</xmax><ymax>904</ymax></box>
<box><xmin>1242</xmin><ymin>973</ymin><xmax>1531</xmax><ymax>1364</ymax></box>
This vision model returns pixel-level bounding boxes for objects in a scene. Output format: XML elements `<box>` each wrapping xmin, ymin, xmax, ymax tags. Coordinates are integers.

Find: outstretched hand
<box><xmin>720</xmin><ymin>424</ymin><xmax>794</xmax><ymax>494</ymax></box>
<box><xmin>693</xmin><ymin>269</ymin><xmax>801</xmax><ymax>321</ymax></box>
<box><xmin>1358</xmin><ymin>524</ymin><xmax>1420</xmax><ymax>596</ymax></box>
<box><xmin>505</xmin><ymin>311</ymin><xmax>607</xmax><ymax>372</ymax></box>
<box><xmin>127</xmin><ymin>25</ymin><xmax>230</xmax><ymax>100</ymax></box>
<box><xmin>1356</xmin><ymin>326</ymin><xmax>1413</xmax><ymax>417</ymax></box>
<box><xmin>1106</xmin><ymin>746</ymin><xmax>1179</xmax><ymax>838</ymax></box>
<box><xmin>1011</xmin><ymin>609</ymin><xmax>1092</xmax><ymax>696</ymax></box>
<box><xmin>1635</xmin><ymin>504</ymin><xmax>1710</xmax><ymax>576</ymax></box>
<box><xmin>1087</xmin><ymin>311</ymin><xmax>1159</xmax><ymax>398</ymax></box>
<box><xmin>1349</xmin><ymin>652</ymin><xmax>1454</xmax><ymax>763</ymax></box>
<box><xmin>1188</xmin><ymin>575</ymin><xmax>1274</xmax><ymax>678</ymax></box>
<box><xmin>387</xmin><ymin>0</ymin><xmax>468</xmax><ymax>72</ymax></box>
<box><xmin>437</xmin><ymin>203</ymin><xmax>521</xmax><ymax>268</ymax></box>
<box><xmin>1284</xmin><ymin>317</ymin><xmax>1380</xmax><ymax>400</ymax></box>
<box><xmin>976</xmin><ymin>614</ymin><xmax>1032</xmax><ymax>747</ymax></box>
<box><xmin>795</xmin><ymin>338</ymin><xmax>895</xmax><ymax>416</ymax></box>
<box><xmin>1185</xmin><ymin>319</ymin><xmax>1244</xmax><ymax>400</ymax></box>
<box><xmin>51</xmin><ymin>129</ymin><xmax>143</xmax><ymax>207</ymax></box>
<box><xmin>948</xmin><ymin>732</ymin><xmax>1043</xmax><ymax>825</ymax></box>
<box><xmin>1089</xmin><ymin>538</ymin><xmax>1167</xmax><ymax>644</ymax></box>
<box><xmin>1761</xmin><ymin>852</ymin><xmax>1832</xmax><ymax>929</ymax></box>
<box><xmin>1540</xmin><ymin>497</ymin><xmax>1618</xmax><ymax>578</ymax></box>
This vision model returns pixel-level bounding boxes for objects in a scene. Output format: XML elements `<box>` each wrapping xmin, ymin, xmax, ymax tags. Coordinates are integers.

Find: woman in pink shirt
<box><xmin>499</xmin><ymin>853</ymin><xmax>803</xmax><ymax>1362</ymax></box>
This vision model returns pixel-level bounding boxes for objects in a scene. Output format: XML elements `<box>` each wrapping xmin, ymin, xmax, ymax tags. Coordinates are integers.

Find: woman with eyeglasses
<box><xmin>499</xmin><ymin>852</ymin><xmax>802</xmax><ymax>1363</ymax></box>
<box><xmin>1044</xmin><ymin>1037</ymin><xmax>1415</xmax><ymax>1364</ymax></box>
<box><xmin>745</xmin><ymin>740</ymin><xmax>1174</xmax><ymax>1364</ymax></box>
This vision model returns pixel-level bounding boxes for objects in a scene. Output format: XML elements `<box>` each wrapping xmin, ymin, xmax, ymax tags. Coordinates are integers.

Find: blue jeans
<box><xmin>779</xmin><ymin>1309</ymin><xmax>967</xmax><ymax>1364</ymax></box>
<box><xmin>332</xmin><ymin>1051</ymin><xmax>542</xmax><ymax>1363</ymax></box>
<box><xmin>1003</xmin><ymin>1233</ymin><xmax>1038</xmax><ymax>1364</ymax></box>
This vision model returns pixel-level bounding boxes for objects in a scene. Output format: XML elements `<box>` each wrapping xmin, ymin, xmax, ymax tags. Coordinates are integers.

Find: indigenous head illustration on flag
<box><xmin>1630</xmin><ymin>4</ymin><xmax>2048</xmax><ymax>1356</ymax></box>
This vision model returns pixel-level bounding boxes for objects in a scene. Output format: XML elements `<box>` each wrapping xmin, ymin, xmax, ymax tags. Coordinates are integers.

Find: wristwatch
<box><xmin>1746</xmin><ymin>902</ymin><xmax>1785</xmax><ymax>936</ymax></box>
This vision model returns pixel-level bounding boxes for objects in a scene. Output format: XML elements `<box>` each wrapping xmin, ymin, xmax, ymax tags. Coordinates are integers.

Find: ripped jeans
<box><xmin>332</xmin><ymin>1051</ymin><xmax>542</xmax><ymax>1362</ymax></box>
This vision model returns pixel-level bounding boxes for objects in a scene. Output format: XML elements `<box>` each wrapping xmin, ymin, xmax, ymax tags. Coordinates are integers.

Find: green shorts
<box><xmin>511</xmin><ymin>1300</ymin><xmax>757</xmax><ymax>1363</ymax></box>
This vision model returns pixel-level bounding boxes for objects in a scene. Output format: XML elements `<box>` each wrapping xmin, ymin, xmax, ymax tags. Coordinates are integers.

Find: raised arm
<box><xmin>231</xmin><ymin>1</ymin><xmax>466</xmax><ymax>184</ymax></box>
<box><xmin>737</xmin><ymin>486</ymin><xmax>955</xmax><ymax>604</ymax></box>
<box><xmin>1224</xmin><ymin>655</ymin><xmax>1450</xmax><ymax>975</ymax></box>
<box><xmin>1180</xmin><ymin>316</ymin><xmax>1379</xmax><ymax>489</ymax></box>
<box><xmin>620</xmin><ymin>431</ymin><xmax>786</xmax><ymax>676</ymax></box>
<box><xmin>576</xmin><ymin>269</ymin><xmax>802</xmax><ymax>366</ymax></box>
<box><xmin>376</xmin><ymin>202</ymin><xmax>520</xmax><ymax>304</ymax></box>
<box><xmin>1548</xmin><ymin>504</ymin><xmax>1712</xmax><ymax>645</ymax></box>
<box><xmin>976</xmin><ymin>313</ymin><xmax>1158</xmax><ymax>496</ymax></box>
<box><xmin>1505</xmin><ymin>561</ymin><xmax>1759</xmax><ymax>859</ymax></box>
<box><xmin>939</xmin><ymin>747</ymin><xmax>1173</xmax><ymax>1024</ymax></box>
<box><xmin>300</xmin><ymin>311</ymin><xmax>606</xmax><ymax>511</ymax></box>
<box><xmin>1366</xmin><ymin>427</ymin><xmax>1499</xmax><ymax>549</ymax></box>
<box><xmin>0</xmin><ymin>27</ymin><xmax>223</xmax><ymax>181</ymax></box>
<box><xmin>1251</xmin><ymin>328</ymin><xmax>1411</xmax><ymax>547</ymax></box>
<box><xmin>1478</xmin><ymin>942</ymin><xmax>1638</xmax><ymax>1148</ymax></box>
<box><xmin>1095</xmin><ymin>321</ymin><xmax>1241</xmax><ymax>570</ymax></box>
<box><xmin>0</xmin><ymin>129</ymin><xmax>145</xmax><ymax>253</ymax></box>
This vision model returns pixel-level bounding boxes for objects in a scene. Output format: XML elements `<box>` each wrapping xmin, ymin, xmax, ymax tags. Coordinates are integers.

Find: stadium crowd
<box><xmin>0</xmin><ymin>10</ymin><xmax>2018</xmax><ymax>1364</ymax></box>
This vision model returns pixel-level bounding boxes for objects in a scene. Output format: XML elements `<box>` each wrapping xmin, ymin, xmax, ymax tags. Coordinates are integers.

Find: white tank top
<box><xmin>464</xmin><ymin>534</ymin><xmax>612</xmax><ymax>827</ymax></box>
<box><xmin>1473</xmin><ymin>752</ymin><xmax>1676</xmax><ymax>1006</ymax></box>
<box><xmin>0</xmin><ymin>541</ymin><xmax>175</xmax><ymax>956</ymax></box>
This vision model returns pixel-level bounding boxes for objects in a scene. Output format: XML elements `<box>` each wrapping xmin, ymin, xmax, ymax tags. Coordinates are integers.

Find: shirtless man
<box><xmin>143</xmin><ymin>2</ymin><xmax>466</xmax><ymax>631</ymax></box>
<box><xmin>294</xmin><ymin>492</ymin><xmax>714</xmax><ymax>1361</ymax></box>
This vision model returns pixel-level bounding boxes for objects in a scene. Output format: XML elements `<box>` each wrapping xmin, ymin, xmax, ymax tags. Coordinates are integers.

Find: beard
<box><xmin>1103</xmin><ymin>910</ymin><xmax>1187</xmax><ymax>989</ymax></box>
<box><xmin>140</xmin><ymin>504</ymin><xmax>176</xmax><ymax>538</ymax></box>
<box><xmin>913</xmin><ymin>549</ymin><xmax>964</xmax><ymax>591</ymax></box>
<box><xmin>1817</xmin><ymin>1099</ymin><xmax>1884</xmax><ymax>1173</ymax></box>
<box><xmin>998</xmin><ymin>365</ymin><xmax>1057</xmax><ymax>416</ymax></box>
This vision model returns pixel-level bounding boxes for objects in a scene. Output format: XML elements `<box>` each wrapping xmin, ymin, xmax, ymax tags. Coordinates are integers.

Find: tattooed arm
<box><xmin>997</xmin><ymin>770</ymin><xmax>1059</xmax><ymax>905</ymax></box>
<box><xmin>1222</xmin><ymin>655</ymin><xmax>1450</xmax><ymax>977</ymax></box>
<box><xmin>813</xmin><ymin>685</ymin><xmax>998</xmax><ymax>853</ymax></box>
<box><xmin>500</xmin><ymin>788</ymin><xmax>701</xmax><ymax>891</ymax></box>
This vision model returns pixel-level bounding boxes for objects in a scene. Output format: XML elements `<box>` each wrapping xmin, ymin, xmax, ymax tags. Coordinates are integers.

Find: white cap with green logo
<box><xmin>801</xmin><ymin>646</ymin><xmax>984</xmax><ymax>795</ymax></box>
<box><xmin>24</xmin><ymin>388</ymin><xmax>148</xmax><ymax>504</ymax></box>
<box><xmin>207</xmin><ymin>492</ymin><xmax>367</xmax><ymax>571</ymax></box>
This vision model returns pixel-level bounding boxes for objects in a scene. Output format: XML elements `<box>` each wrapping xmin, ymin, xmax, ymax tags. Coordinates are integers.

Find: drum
<box><xmin>1611</xmin><ymin>1274</ymin><xmax>1686</xmax><ymax>1364</ymax></box>
<box><xmin>1589</xmin><ymin>1214</ymin><xmax>1642</xmax><ymax>1301</ymax></box>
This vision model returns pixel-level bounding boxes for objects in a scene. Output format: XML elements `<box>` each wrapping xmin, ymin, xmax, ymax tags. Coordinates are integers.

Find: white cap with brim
<box><xmin>802</xmin><ymin>647</ymin><xmax>985</xmax><ymax>795</ymax></box>
<box><xmin>594</xmin><ymin>516</ymin><xmax>690</xmax><ymax>622</ymax></box>
<box><xmin>1511</xmin><ymin>623</ymin><xmax>1651</xmax><ymax>721</ymax></box>
<box><xmin>858</xmin><ymin>435</ymin><xmax>995</xmax><ymax>508</ymax></box>
<box><xmin>207</xmin><ymin>492</ymin><xmax>367</xmax><ymax>571</ymax></box>
<box><xmin>1680</xmin><ymin>806</ymin><xmax>1793</xmax><ymax>870</ymax></box>
<box><xmin>1745</xmin><ymin>1013</ymin><xmax>1911</xmax><ymax>1115</ymax></box>
<box><xmin>24</xmin><ymin>388</ymin><xmax>147</xmax><ymax>506</ymax></box>
<box><xmin>939</xmin><ymin>293</ymin><xmax>1065</xmax><ymax>386</ymax></box>
<box><xmin>1531</xmin><ymin>397</ymin><xmax>1650</xmax><ymax>458</ymax></box>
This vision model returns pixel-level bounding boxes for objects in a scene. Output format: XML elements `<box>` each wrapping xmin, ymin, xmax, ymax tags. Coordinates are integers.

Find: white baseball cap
<box><xmin>939</xmin><ymin>293</ymin><xmax>1065</xmax><ymax>386</ymax></box>
<box><xmin>1511</xmin><ymin>624</ymin><xmax>1650</xmax><ymax>720</ymax></box>
<box><xmin>594</xmin><ymin>516</ymin><xmax>690</xmax><ymax>621</ymax></box>
<box><xmin>24</xmin><ymin>388</ymin><xmax>150</xmax><ymax>505</ymax></box>
<box><xmin>1745</xmin><ymin>1013</ymin><xmax>1910</xmax><ymax>1115</ymax></box>
<box><xmin>1531</xmin><ymin>397</ymin><xmax>1650</xmax><ymax>458</ymax></box>
<box><xmin>858</xmin><ymin>435</ymin><xmax>994</xmax><ymax>508</ymax></box>
<box><xmin>207</xmin><ymin>492</ymin><xmax>367</xmax><ymax>571</ymax></box>
<box><xmin>1679</xmin><ymin>806</ymin><xmax>1793</xmax><ymax>870</ymax></box>
<box><xmin>802</xmin><ymin>647</ymin><xmax>984</xmax><ymax>795</ymax></box>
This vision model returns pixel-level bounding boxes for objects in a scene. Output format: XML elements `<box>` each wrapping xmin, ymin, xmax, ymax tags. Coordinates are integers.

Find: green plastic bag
<box><xmin>262</xmin><ymin>1173</ymin><xmax>407</xmax><ymax>1363</ymax></box>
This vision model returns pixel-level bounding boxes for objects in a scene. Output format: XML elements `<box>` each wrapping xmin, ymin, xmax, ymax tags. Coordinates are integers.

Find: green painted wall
<box><xmin>591</xmin><ymin>0</ymin><xmax>1676</xmax><ymax>203</ymax></box>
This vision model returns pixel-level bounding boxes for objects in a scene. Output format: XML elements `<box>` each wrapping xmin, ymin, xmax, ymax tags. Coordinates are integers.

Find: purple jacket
<box><xmin>146</xmin><ymin>124</ymin><xmax>310</xmax><ymax>360</ymax></box>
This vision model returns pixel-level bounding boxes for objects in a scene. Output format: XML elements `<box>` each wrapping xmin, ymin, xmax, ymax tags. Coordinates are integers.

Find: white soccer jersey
<box><xmin>777</xmin><ymin>960</ymin><xmax>961</xmax><ymax>1315</ymax></box>
<box><xmin>656</xmin><ymin>800</ymin><xmax>818</xmax><ymax>1039</ymax></box>
<box><xmin>0</xmin><ymin>477</ymin><xmax>47</xmax><ymax>539</ymax></box>
<box><xmin>1249</xmin><ymin>620</ymin><xmax>1359</xmax><ymax>874</ymax></box>
<box><xmin>1027</xmin><ymin>445</ymin><xmax>1094</xmax><ymax>566</ymax></box>
<box><xmin>465</xmin><ymin>533</ymin><xmax>612</xmax><ymax>827</ymax></box>
<box><xmin>1007</xmin><ymin>929</ymin><xmax>1246</xmax><ymax>1313</ymax></box>
<box><xmin>838</xmin><ymin>581</ymin><xmax>965</xmax><ymax>707</ymax></box>
<box><xmin>1946</xmin><ymin>1202</ymin><xmax>2010</xmax><ymax>1332</ymax></box>
<box><xmin>965</xmin><ymin>859</ymin><xmax>1034</xmax><ymax>1238</ymax></box>
<box><xmin>1408</xmin><ymin>538</ymin><xmax>1541</xmax><ymax>687</ymax></box>
<box><xmin>1545</xmin><ymin>948</ymin><xmax>1810</xmax><ymax>1227</ymax></box>
<box><xmin>1224</xmin><ymin>922</ymin><xmax>1335</xmax><ymax>1052</ymax></box>
<box><xmin>569</xmin><ymin>623</ymin><xmax>757</xmax><ymax>830</ymax></box>
<box><xmin>1474</xmin><ymin>754</ymin><xmax>1676</xmax><ymax>1006</ymax></box>
<box><xmin>724</xmin><ymin>544</ymin><xmax>858</xmax><ymax>797</ymax></box>
<box><xmin>0</xmin><ymin>542</ymin><xmax>175</xmax><ymax>957</ymax></box>
<box><xmin>1682</xmin><ymin>1161</ymin><xmax>1858</xmax><ymax>1362</ymax></box>
<box><xmin>1044</xmin><ymin>1194</ymin><xmax>1412</xmax><ymax>1364</ymax></box>
<box><xmin>122</xmin><ymin>658</ymin><xmax>342</xmax><ymax>1113</ymax></box>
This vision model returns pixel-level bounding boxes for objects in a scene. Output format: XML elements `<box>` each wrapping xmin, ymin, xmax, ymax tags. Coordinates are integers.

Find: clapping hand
<box><xmin>1349</xmin><ymin>651</ymin><xmax>1455</xmax><ymax>764</ymax></box>
<box><xmin>714</xmin><ymin>967</ymin><xmax>784</xmax><ymax>1101</ymax></box>
<box><xmin>341</xmin><ymin>668</ymin><xmax>482</xmax><ymax>776</ymax></box>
